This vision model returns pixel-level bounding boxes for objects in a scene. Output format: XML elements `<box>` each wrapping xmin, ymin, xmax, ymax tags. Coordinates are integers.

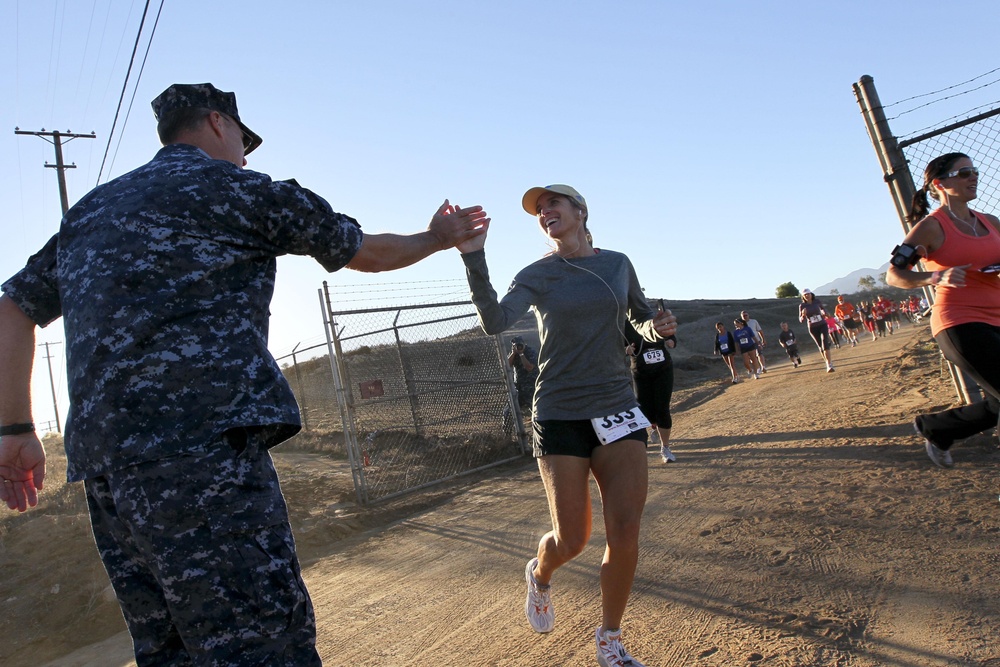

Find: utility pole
<box><xmin>14</xmin><ymin>128</ymin><xmax>96</xmax><ymax>216</ymax></box>
<box><xmin>39</xmin><ymin>341</ymin><xmax>63</xmax><ymax>433</ymax></box>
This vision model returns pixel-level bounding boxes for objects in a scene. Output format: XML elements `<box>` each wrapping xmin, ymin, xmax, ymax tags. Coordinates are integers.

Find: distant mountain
<box><xmin>813</xmin><ymin>262</ymin><xmax>891</xmax><ymax>296</ymax></box>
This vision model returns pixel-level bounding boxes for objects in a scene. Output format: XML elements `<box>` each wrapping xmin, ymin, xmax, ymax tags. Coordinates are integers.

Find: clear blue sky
<box><xmin>4</xmin><ymin>0</ymin><xmax>1000</xmax><ymax>429</ymax></box>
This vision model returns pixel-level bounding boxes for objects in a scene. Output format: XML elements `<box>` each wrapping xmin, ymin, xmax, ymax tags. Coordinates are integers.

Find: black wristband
<box><xmin>0</xmin><ymin>423</ymin><xmax>35</xmax><ymax>436</ymax></box>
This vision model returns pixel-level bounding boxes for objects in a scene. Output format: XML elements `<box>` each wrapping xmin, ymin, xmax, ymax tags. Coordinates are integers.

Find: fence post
<box><xmin>290</xmin><ymin>343</ymin><xmax>309</xmax><ymax>432</ymax></box>
<box><xmin>854</xmin><ymin>75</ymin><xmax>981</xmax><ymax>405</ymax></box>
<box><xmin>320</xmin><ymin>282</ymin><xmax>369</xmax><ymax>504</ymax></box>
<box><xmin>393</xmin><ymin>310</ymin><xmax>424</xmax><ymax>437</ymax></box>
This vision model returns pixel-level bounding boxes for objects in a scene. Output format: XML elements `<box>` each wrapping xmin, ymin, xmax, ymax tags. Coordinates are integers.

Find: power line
<box><xmin>73</xmin><ymin>0</ymin><xmax>101</xmax><ymax>119</ymax></box>
<box><xmin>107</xmin><ymin>0</ymin><xmax>166</xmax><ymax>177</ymax></box>
<box><xmin>96</xmin><ymin>0</ymin><xmax>153</xmax><ymax>185</ymax></box>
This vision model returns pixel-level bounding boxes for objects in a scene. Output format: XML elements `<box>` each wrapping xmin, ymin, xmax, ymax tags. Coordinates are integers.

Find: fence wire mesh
<box><xmin>898</xmin><ymin>110</ymin><xmax>1000</xmax><ymax>215</ymax></box>
<box><xmin>278</xmin><ymin>290</ymin><xmax>529</xmax><ymax>505</ymax></box>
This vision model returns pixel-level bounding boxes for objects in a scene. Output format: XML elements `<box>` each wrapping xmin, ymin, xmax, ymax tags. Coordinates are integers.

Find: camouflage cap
<box><xmin>151</xmin><ymin>83</ymin><xmax>262</xmax><ymax>155</ymax></box>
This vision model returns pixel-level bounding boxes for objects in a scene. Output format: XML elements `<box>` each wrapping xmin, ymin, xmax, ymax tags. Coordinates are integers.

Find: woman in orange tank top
<box><xmin>887</xmin><ymin>152</ymin><xmax>1000</xmax><ymax>469</ymax></box>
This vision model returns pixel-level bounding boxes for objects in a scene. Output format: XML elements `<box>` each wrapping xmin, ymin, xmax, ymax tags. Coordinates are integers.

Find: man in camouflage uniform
<box><xmin>0</xmin><ymin>82</ymin><xmax>488</xmax><ymax>666</ymax></box>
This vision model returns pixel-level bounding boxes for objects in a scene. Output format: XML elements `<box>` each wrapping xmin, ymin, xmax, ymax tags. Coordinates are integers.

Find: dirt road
<box><xmin>25</xmin><ymin>323</ymin><xmax>1000</xmax><ymax>666</ymax></box>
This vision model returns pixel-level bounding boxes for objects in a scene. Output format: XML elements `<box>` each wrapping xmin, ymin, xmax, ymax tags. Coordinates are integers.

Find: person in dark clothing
<box><xmin>713</xmin><ymin>321</ymin><xmax>740</xmax><ymax>384</ymax></box>
<box><xmin>624</xmin><ymin>321</ymin><xmax>677</xmax><ymax>463</ymax></box>
<box><xmin>777</xmin><ymin>322</ymin><xmax>803</xmax><ymax>368</ymax></box>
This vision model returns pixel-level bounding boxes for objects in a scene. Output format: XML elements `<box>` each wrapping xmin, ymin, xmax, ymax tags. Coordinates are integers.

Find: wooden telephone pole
<box><xmin>14</xmin><ymin>128</ymin><xmax>96</xmax><ymax>215</ymax></box>
<box><xmin>14</xmin><ymin>128</ymin><xmax>96</xmax><ymax>433</ymax></box>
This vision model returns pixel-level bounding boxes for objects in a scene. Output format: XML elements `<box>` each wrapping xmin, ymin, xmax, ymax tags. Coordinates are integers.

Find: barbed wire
<box><xmin>330</xmin><ymin>289</ymin><xmax>470</xmax><ymax>306</ymax></box>
<box><xmin>330</xmin><ymin>278</ymin><xmax>466</xmax><ymax>295</ymax></box>
<box><xmin>887</xmin><ymin>74</ymin><xmax>1000</xmax><ymax>122</ymax></box>
<box><xmin>884</xmin><ymin>66</ymin><xmax>1000</xmax><ymax>110</ymax></box>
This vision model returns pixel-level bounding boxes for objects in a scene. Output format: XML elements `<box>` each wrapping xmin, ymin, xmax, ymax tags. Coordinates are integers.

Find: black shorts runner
<box><xmin>532</xmin><ymin>418</ymin><xmax>649</xmax><ymax>458</ymax></box>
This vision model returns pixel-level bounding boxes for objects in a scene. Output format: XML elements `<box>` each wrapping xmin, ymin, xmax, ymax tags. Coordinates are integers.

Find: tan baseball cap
<box><xmin>521</xmin><ymin>184</ymin><xmax>587</xmax><ymax>216</ymax></box>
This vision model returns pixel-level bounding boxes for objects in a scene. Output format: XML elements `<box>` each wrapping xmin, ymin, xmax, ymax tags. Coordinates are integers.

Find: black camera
<box><xmin>890</xmin><ymin>243</ymin><xmax>921</xmax><ymax>269</ymax></box>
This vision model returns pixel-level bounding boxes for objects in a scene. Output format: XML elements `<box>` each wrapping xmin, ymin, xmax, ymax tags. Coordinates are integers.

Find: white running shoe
<box><xmin>826</xmin><ymin>364</ymin><xmax>835</xmax><ymax>373</ymax></box>
<box><xmin>524</xmin><ymin>558</ymin><xmax>554</xmax><ymax>633</ymax></box>
<box><xmin>914</xmin><ymin>419</ymin><xmax>953</xmax><ymax>468</ymax></box>
<box><xmin>924</xmin><ymin>439</ymin><xmax>953</xmax><ymax>468</ymax></box>
<box><xmin>660</xmin><ymin>445</ymin><xmax>676</xmax><ymax>463</ymax></box>
<box><xmin>596</xmin><ymin>627</ymin><xmax>646</xmax><ymax>667</ymax></box>
<box><xmin>942</xmin><ymin>448</ymin><xmax>954</xmax><ymax>467</ymax></box>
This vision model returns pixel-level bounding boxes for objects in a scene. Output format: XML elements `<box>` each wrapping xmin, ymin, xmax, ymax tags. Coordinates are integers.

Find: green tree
<box><xmin>830</xmin><ymin>288</ymin><xmax>840</xmax><ymax>295</ymax></box>
<box><xmin>858</xmin><ymin>275</ymin><xmax>876</xmax><ymax>292</ymax></box>
<box><xmin>775</xmin><ymin>282</ymin><xmax>799</xmax><ymax>298</ymax></box>
<box><xmin>878</xmin><ymin>271</ymin><xmax>887</xmax><ymax>285</ymax></box>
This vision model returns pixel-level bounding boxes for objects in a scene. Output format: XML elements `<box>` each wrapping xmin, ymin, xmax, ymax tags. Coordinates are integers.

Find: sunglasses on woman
<box><xmin>941</xmin><ymin>167</ymin><xmax>979</xmax><ymax>179</ymax></box>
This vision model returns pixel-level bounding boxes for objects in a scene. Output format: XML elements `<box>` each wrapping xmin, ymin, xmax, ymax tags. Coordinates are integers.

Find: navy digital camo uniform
<box><xmin>2</xmin><ymin>140</ymin><xmax>362</xmax><ymax>665</ymax></box>
<box><xmin>4</xmin><ymin>142</ymin><xmax>361</xmax><ymax>480</ymax></box>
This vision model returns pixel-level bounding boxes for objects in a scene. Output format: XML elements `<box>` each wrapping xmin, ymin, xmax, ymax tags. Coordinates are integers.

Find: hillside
<box><xmin>814</xmin><ymin>262</ymin><xmax>892</xmax><ymax>295</ymax></box>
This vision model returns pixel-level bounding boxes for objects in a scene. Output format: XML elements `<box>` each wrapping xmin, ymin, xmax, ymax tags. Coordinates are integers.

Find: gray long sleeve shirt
<box><xmin>462</xmin><ymin>248</ymin><xmax>661</xmax><ymax>421</ymax></box>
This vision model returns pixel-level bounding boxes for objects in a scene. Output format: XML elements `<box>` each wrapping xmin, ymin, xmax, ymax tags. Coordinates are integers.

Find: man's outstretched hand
<box><xmin>429</xmin><ymin>200</ymin><xmax>490</xmax><ymax>252</ymax></box>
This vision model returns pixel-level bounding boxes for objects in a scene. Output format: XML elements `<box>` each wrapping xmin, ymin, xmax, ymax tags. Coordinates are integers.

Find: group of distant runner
<box><xmin>712</xmin><ymin>292</ymin><xmax>928</xmax><ymax>381</ymax></box>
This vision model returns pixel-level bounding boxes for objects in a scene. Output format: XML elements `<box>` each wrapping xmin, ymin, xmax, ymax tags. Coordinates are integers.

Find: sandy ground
<box><xmin>4</xmin><ymin>321</ymin><xmax>999</xmax><ymax>667</ymax></box>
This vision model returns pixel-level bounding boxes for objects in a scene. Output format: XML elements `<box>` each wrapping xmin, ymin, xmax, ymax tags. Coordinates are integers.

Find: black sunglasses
<box><xmin>941</xmin><ymin>166</ymin><xmax>978</xmax><ymax>180</ymax></box>
<box><xmin>221</xmin><ymin>113</ymin><xmax>253</xmax><ymax>152</ymax></box>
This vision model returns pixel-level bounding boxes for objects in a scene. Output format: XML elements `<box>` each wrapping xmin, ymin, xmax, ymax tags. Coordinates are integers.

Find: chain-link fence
<box><xmin>278</xmin><ymin>284</ymin><xmax>530</xmax><ymax>505</ymax></box>
<box><xmin>898</xmin><ymin>111</ymin><xmax>1000</xmax><ymax>215</ymax></box>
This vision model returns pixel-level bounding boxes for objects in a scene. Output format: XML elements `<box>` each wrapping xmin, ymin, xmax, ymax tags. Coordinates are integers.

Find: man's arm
<box><xmin>517</xmin><ymin>348</ymin><xmax>536</xmax><ymax>373</ymax></box>
<box><xmin>347</xmin><ymin>201</ymin><xmax>489</xmax><ymax>273</ymax></box>
<box><xmin>0</xmin><ymin>295</ymin><xmax>46</xmax><ymax>512</ymax></box>
<box><xmin>753</xmin><ymin>322</ymin><xmax>766</xmax><ymax>345</ymax></box>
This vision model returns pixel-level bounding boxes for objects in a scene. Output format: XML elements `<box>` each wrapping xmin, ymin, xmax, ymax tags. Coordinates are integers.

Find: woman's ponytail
<box><xmin>907</xmin><ymin>186</ymin><xmax>930</xmax><ymax>224</ymax></box>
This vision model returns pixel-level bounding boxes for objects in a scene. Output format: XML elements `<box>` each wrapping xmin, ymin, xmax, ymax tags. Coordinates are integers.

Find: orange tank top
<box><xmin>925</xmin><ymin>207</ymin><xmax>1000</xmax><ymax>336</ymax></box>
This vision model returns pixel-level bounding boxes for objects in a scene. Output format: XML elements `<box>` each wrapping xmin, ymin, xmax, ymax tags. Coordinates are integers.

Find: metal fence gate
<box><xmin>316</xmin><ymin>283</ymin><xmax>530</xmax><ymax>504</ymax></box>
<box><xmin>854</xmin><ymin>74</ymin><xmax>1000</xmax><ymax>404</ymax></box>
